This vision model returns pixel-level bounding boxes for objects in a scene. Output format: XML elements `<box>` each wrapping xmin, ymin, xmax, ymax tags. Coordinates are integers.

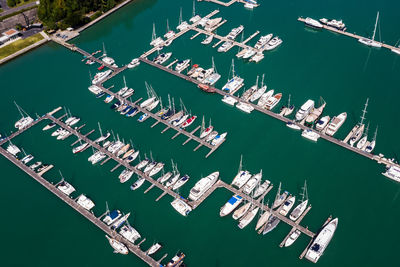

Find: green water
<box><xmin>1</xmin><ymin>0</ymin><xmax>400</xmax><ymax>266</ymax></box>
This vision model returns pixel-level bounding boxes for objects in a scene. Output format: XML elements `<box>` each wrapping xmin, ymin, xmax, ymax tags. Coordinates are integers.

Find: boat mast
<box><xmin>152</xmin><ymin>23</ymin><xmax>157</xmax><ymax>42</ymax></box>
<box><xmin>123</xmin><ymin>76</ymin><xmax>127</xmax><ymax>88</ymax></box>
<box><xmin>300</xmin><ymin>180</ymin><xmax>308</xmax><ymax>202</ymax></box>
<box><xmin>364</xmin><ymin>122</ymin><xmax>370</xmax><ymax>137</ymax></box>
<box><xmin>237</xmin><ymin>155</ymin><xmax>243</xmax><ymax>174</ymax></box>
<box><xmin>255</xmin><ymin>75</ymin><xmax>259</xmax><ymax>90</ymax></box>
<box><xmin>102</xmin><ymin>42</ymin><xmax>107</xmax><ymax>57</ymax></box>
<box><xmin>372</xmin><ymin>125</ymin><xmax>378</xmax><ymax>141</ymax></box>
<box><xmin>288</xmin><ymin>94</ymin><xmax>291</xmax><ymax>107</ymax></box>
<box><xmin>178</xmin><ymin>7</ymin><xmax>183</xmax><ymax>25</ymax></box>
<box><xmin>209</xmin><ymin>118</ymin><xmax>212</xmax><ymax>127</ymax></box>
<box><xmin>360</xmin><ymin>98</ymin><xmax>369</xmax><ymax>126</ymax></box>
<box><xmin>105</xmin><ymin>201</ymin><xmax>110</xmax><ymax>215</ymax></box>
<box><xmin>201</xmin><ymin>116</ymin><xmax>205</xmax><ymax>132</ymax></box>
<box><xmin>275</xmin><ymin>182</ymin><xmax>282</xmax><ymax>199</ymax></box>
<box><xmin>14</xmin><ymin>101</ymin><xmax>24</xmax><ymax>118</ymax></box>
<box><xmin>211</xmin><ymin>56</ymin><xmax>218</xmax><ymax>74</ymax></box>
<box><xmin>58</xmin><ymin>170</ymin><xmax>65</xmax><ymax>182</ymax></box>
<box><xmin>231</xmin><ymin>59</ymin><xmax>235</xmax><ymax>80</ymax></box>
<box><xmin>372</xmin><ymin>11</ymin><xmax>379</xmax><ymax>41</ymax></box>
<box><xmin>192</xmin><ymin>0</ymin><xmax>195</xmax><ymax>17</ymax></box>
<box><xmin>98</xmin><ymin>122</ymin><xmax>103</xmax><ymax>137</ymax></box>
<box><xmin>166</xmin><ymin>19</ymin><xmax>170</xmax><ymax>33</ymax></box>
<box><xmin>167</xmin><ymin>94</ymin><xmax>171</xmax><ymax>109</ymax></box>
<box><xmin>261</xmin><ymin>73</ymin><xmax>265</xmax><ymax>88</ymax></box>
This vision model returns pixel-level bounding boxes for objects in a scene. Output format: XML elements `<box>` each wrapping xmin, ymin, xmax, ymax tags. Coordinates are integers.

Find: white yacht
<box><xmin>201</xmin><ymin>35</ymin><xmax>213</xmax><ymax>45</ymax></box>
<box><xmin>218</xmin><ymin>41</ymin><xmax>234</xmax><ymax>52</ymax></box>
<box><xmin>265</xmin><ymin>93</ymin><xmax>282</xmax><ymax>110</ymax></box>
<box><xmin>172</xmin><ymin>175</ymin><xmax>190</xmax><ymax>190</ymax></box>
<box><xmin>253</xmin><ymin>180</ymin><xmax>270</xmax><ymax>198</ymax></box>
<box><xmin>325</xmin><ymin>112</ymin><xmax>347</xmax><ymax>136</ymax></box>
<box><xmin>147</xmin><ymin>243</ymin><xmax>162</xmax><ymax>255</ymax></box>
<box><xmin>72</xmin><ymin>142</ymin><xmax>89</xmax><ymax>154</ymax></box>
<box><xmin>119</xmin><ymin>224</ymin><xmax>141</xmax><ymax>244</ymax></box>
<box><xmin>295</xmin><ymin>99</ymin><xmax>315</xmax><ymax>121</ymax></box>
<box><xmin>103</xmin><ymin>210</ymin><xmax>122</xmax><ymax>226</ymax></box>
<box><xmin>290</xmin><ymin>199</ymin><xmax>308</xmax><ymax>221</ymax></box>
<box><xmin>105</xmin><ymin>235</ymin><xmax>129</xmax><ymax>255</ymax></box>
<box><xmin>284</xmin><ymin>230</ymin><xmax>301</xmax><ymax>247</ymax></box>
<box><xmin>149</xmin><ymin>162</ymin><xmax>164</xmax><ymax>177</ymax></box>
<box><xmin>221</xmin><ymin>95</ymin><xmax>238</xmax><ymax>106</ymax></box>
<box><xmin>358</xmin><ymin>12</ymin><xmax>381</xmax><ymax>48</ymax></box>
<box><xmin>242</xmin><ymin>49</ymin><xmax>256</xmax><ymax>59</ymax></box>
<box><xmin>211</xmin><ymin>132</ymin><xmax>227</xmax><ymax>146</ymax></box>
<box><xmin>102</xmin><ymin>56</ymin><xmax>115</xmax><ymax>65</ymax></box>
<box><xmin>21</xmin><ymin>154</ymin><xmax>34</xmax><ymax>164</ymax></box>
<box><xmin>127</xmin><ymin>58</ymin><xmax>140</xmax><ymax>68</ymax></box>
<box><xmin>88</xmin><ymin>85</ymin><xmax>102</xmax><ymax>95</ymax></box>
<box><xmin>92</xmin><ymin>70</ymin><xmax>112</xmax><ymax>84</ymax></box>
<box><xmin>154</xmin><ymin>52</ymin><xmax>172</xmax><ymax>64</ymax></box>
<box><xmin>279</xmin><ymin>196</ymin><xmax>296</xmax><ymax>216</ymax></box>
<box><xmin>264</xmin><ymin>36</ymin><xmax>282</xmax><ymax>50</ymax></box>
<box><xmin>222</xmin><ymin>77</ymin><xmax>244</xmax><ymax>94</ymax></box>
<box><xmin>188</xmin><ymin>172</ymin><xmax>219</xmax><ymax>201</ymax></box>
<box><xmin>305</xmin><ymin>218</ymin><xmax>338</xmax><ymax>263</ymax></box>
<box><xmin>243</xmin><ymin>171</ymin><xmax>262</xmax><ymax>195</ymax></box>
<box><xmin>231</xmin><ymin>170</ymin><xmax>252</xmax><ymax>189</ymax></box>
<box><xmin>57</xmin><ymin>180</ymin><xmax>76</xmax><ymax>196</ymax></box>
<box><xmin>140</xmin><ymin>97</ymin><xmax>156</xmax><ymax>108</ymax></box>
<box><xmin>220</xmin><ymin>195</ymin><xmax>243</xmax><ymax>217</ymax></box>
<box><xmin>158</xmin><ymin>172</ymin><xmax>173</xmax><ymax>184</ymax></box>
<box><xmin>316</xmin><ymin>116</ymin><xmax>330</xmax><ymax>131</ymax></box>
<box><xmin>238</xmin><ymin>206</ymin><xmax>259</xmax><ymax>229</ymax></box>
<box><xmin>382</xmin><ymin>165</ymin><xmax>400</xmax><ymax>183</ymax></box>
<box><xmin>119</xmin><ymin>169</ymin><xmax>134</xmax><ymax>183</ymax></box>
<box><xmin>249</xmin><ymin>53</ymin><xmax>264</xmax><ymax>62</ymax></box>
<box><xmin>171</xmin><ymin>198</ymin><xmax>192</xmax><ymax>216</ymax></box>
<box><xmin>302</xmin><ymin>129</ymin><xmax>321</xmax><ymax>142</ymax></box>
<box><xmin>76</xmin><ymin>194</ymin><xmax>95</xmax><ymax>210</ymax></box>
<box><xmin>175</xmin><ymin>59</ymin><xmax>191</xmax><ymax>73</ymax></box>
<box><xmin>130</xmin><ymin>177</ymin><xmax>145</xmax><ymax>190</ymax></box>
<box><xmin>205</xmin><ymin>17</ymin><xmax>222</xmax><ymax>30</ymax></box>
<box><xmin>254</xmin><ymin>34</ymin><xmax>273</xmax><ymax>49</ymax></box>
<box><xmin>257</xmin><ymin>89</ymin><xmax>274</xmax><ymax>107</ymax></box>
<box><xmin>227</xmin><ymin>25</ymin><xmax>244</xmax><ymax>40</ymax></box>
<box><xmin>236</xmin><ymin>102</ymin><xmax>254</xmax><ymax>113</ymax></box>
<box><xmin>304</xmin><ymin>17</ymin><xmax>323</xmax><ymax>29</ymax></box>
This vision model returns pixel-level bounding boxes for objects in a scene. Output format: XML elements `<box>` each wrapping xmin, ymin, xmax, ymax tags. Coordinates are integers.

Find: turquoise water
<box><xmin>1</xmin><ymin>0</ymin><xmax>400</xmax><ymax>266</ymax></box>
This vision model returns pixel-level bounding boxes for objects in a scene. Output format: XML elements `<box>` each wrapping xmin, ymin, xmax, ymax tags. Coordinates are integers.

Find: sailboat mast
<box><xmin>166</xmin><ymin>19</ymin><xmax>170</xmax><ymax>33</ymax></box>
<box><xmin>360</xmin><ymin>98</ymin><xmax>369</xmax><ymax>125</ymax></box>
<box><xmin>288</xmin><ymin>94</ymin><xmax>291</xmax><ymax>106</ymax></box>
<box><xmin>102</xmin><ymin>42</ymin><xmax>106</xmax><ymax>57</ymax></box>
<box><xmin>238</xmin><ymin>155</ymin><xmax>243</xmax><ymax>173</ymax></box>
<box><xmin>201</xmin><ymin>116</ymin><xmax>205</xmax><ymax>132</ymax></box>
<box><xmin>192</xmin><ymin>0</ymin><xmax>195</xmax><ymax>17</ymax></box>
<box><xmin>152</xmin><ymin>23</ymin><xmax>156</xmax><ymax>42</ymax></box>
<box><xmin>255</xmin><ymin>75</ymin><xmax>259</xmax><ymax>89</ymax></box>
<box><xmin>232</xmin><ymin>59</ymin><xmax>235</xmax><ymax>78</ymax></box>
<box><xmin>372</xmin><ymin>11</ymin><xmax>379</xmax><ymax>41</ymax></box>
<box><xmin>373</xmin><ymin>125</ymin><xmax>378</xmax><ymax>141</ymax></box>
<box><xmin>179</xmin><ymin>7</ymin><xmax>183</xmax><ymax>25</ymax></box>
<box><xmin>261</xmin><ymin>74</ymin><xmax>265</xmax><ymax>88</ymax></box>
<box><xmin>98</xmin><ymin>122</ymin><xmax>103</xmax><ymax>137</ymax></box>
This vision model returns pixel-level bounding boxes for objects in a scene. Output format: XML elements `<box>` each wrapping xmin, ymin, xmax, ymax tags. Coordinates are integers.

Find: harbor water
<box><xmin>1</xmin><ymin>0</ymin><xmax>400</xmax><ymax>266</ymax></box>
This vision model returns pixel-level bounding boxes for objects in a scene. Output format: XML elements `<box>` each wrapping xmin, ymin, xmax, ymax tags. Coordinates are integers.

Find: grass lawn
<box><xmin>0</xmin><ymin>33</ymin><xmax>44</xmax><ymax>60</ymax></box>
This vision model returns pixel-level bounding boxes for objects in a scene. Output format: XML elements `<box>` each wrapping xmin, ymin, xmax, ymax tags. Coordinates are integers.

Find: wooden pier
<box><xmin>297</xmin><ymin>17</ymin><xmax>400</xmax><ymax>54</ymax></box>
<box><xmin>0</xmin><ymin>146</ymin><xmax>161</xmax><ymax>267</ymax></box>
<box><xmin>197</xmin><ymin>0</ymin><xmax>260</xmax><ymax>8</ymax></box>
<box><xmin>96</xmin><ymin>85</ymin><xmax>224</xmax><ymax>158</ymax></box>
<box><xmin>138</xmin><ymin>57</ymin><xmax>400</xmax><ymax>171</ymax></box>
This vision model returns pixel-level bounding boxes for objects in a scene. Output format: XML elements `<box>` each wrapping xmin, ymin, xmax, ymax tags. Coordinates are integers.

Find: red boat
<box><xmin>98</xmin><ymin>65</ymin><xmax>105</xmax><ymax>70</ymax></box>
<box><xmin>181</xmin><ymin>115</ymin><xmax>197</xmax><ymax>128</ymax></box>
<box><xmin>198</xmin><ymin>83</ymin><xmax>216</xmax><ymax>93</ymax></box>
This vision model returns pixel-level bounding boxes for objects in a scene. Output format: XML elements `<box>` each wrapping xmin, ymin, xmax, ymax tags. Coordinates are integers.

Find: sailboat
<box><xmin>101</xmin><ymin>43</ymin><xmax>116</xmax><ymax>66</ymax></box>
<box><xmin>365</xmin><ymin>125</ymin><xmax>377</xmax><ymax>153</ymax></box>
<box><xmin>202</xmin><ymin>57</ymin><xmax>221</xmax><ymax>85</ymax></box>
<box><xmin>249</xmin><ymin>74</ymin><xmax>267</xmax><ymax>102</ymax></box>
<box><xmin>289</xmin><ymin>180</ymin><xmax>309</xmax><ymax>221</ymax></box>
<box><xmin>164</xmin><ymin>19</ymin><xmax>175</xmax><ymax>39</ymax></box>
<box><xmin>349</xmin><ymin>98</ymin><xmax>368</xmax><ymax>146</ymax></box>
<box><xmin>176</xmin><ymin>7</ymin><xmax>189</xmax><ymax>31</ymax></box>
<box><xmin>391</xmin><ymin>39</ymin><xmax>400</xmax><ymax>55</ymax></box>
<box><xmin>357</xmin><ymin>122</ymin><xmax>369</xmax><ymax>150</ymax></box>
<box><xmin>271</xmin><ymin>182</ymin><xmax>289</xmax><ymax>210</ymax></box>
<box><xmin>150</xmin><ymin>23</ymin><xmax>164</xmax><ymax>47</ymax></box>
<box><xmin>279</xmin><ymin>94</ymin><xmax>295</xmax><ymax>117</ymax></box>
<box><xmin>255</xmin><ymin>199</ymin><xmax>270</xmax><ymax>232</ymax></box>
<box><xmin>358</xmin><ymin>12</ymin><xmax>382</xmax><ymax>48</ymax></box>
<box><xmin>14</xmin><ymin>102</ymin><xmax>34</xmax><ymax>130</ymax></box>
<box><xmin>189</xmin><ymin>0</ymin><xmax>201</xmax><ymax>23</ymax></box>
<box><xmin>222</xmin><ymin>59</ymin><xmax>244</xmax><ymax>95</ymax></box>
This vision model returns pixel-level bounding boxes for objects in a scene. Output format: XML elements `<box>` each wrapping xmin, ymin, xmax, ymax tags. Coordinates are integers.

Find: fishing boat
<box><xmin>172</xmin><ymin>175</ymin><xmax>190</xmax><ymax>190</ymax></box>
<box><xmin>358</xmin><ymin>12</ymin><xmax>381</xmax><ymax>48</ymax></box>
<box><xmin>220</xmin><ymin>195</ymin><xmax>243</xmax><ymax>217</ymax></box>
<box><xmin>325</xmin><ymin>112</ymin><xmax>347</xmax><ymax>136</ymax></box>
<box><xmin>147</xmin><ymin>243</ymin><xmax>162</xmax><ymax>255</ymax></box>
<box><xmin>130</xmin><ymin>177</ymin><xmax>145</xmax><ymax>190</ymax></box>
<box><xmin>262</xmin><ymin>215</ymin><xmax>280</xmax><ymax>235</ymax></box>
<box><xmin>105</xmin><ymin>235</ymin><xmax>129</xmax><ymax>255</ymax></box>
<box><xmin>188</xmin><ymin>172</ymin><xmax>219</xmax><ymax>201</ymax></box>
<box><xmin>238</xmin><ymin>206</ymin><xmax>259</xmax><ymax>229</ymax></box>
<box><xmin>289</xmin><ymin>181</ymin><xmax>309</xmax><ymax>221</ymax></box>
<box><xmin>316</xmin><ymin>116</ymin><xmax>330</xmax><ymax>131</ymax></box>
<box><xmin>302</xmin><ymin>129</ymin><xmax>321</xmax><ymax>142</ymax></box>
<box><xmin>171</xmin><ymin>198</ymin><xmax>192</xmax><ymax>216</ymax></box>
<box><xmin>284</xmin><ymin>230</ymin><xmax>301</xmax><ymax>247</ymax></box>
<box><xmin>232</xmin><ymin>202</ymin><xmax>251</xmax><ymax>220</ymax></box>
<box><xmin>305</xmin><ymin>218</ymin><xmax>338</xmax><ymax>263</ymax></box>
<box><xmin>272</xmin><ymin>183</ymin><xmax>288</xmax><ymax>209</ymax></box>
<box><xmin>253</xmin><ymin>180</ymin><xmax>271</xmax><ymax>198</ymax></box>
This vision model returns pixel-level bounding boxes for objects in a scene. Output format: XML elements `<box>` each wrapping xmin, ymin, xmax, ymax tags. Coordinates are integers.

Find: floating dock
<box><xmin>137</xmin><ymin>57</ymin><xmax>400</xmax><ymax>171</ymax></box>
<box><xmin>297</xmin><ymin>17</ymin><xmax>400</xmax><ymax>53</ymax></box>
<box><xmin>197</xmin><ymin>0</ymin><xmax>260</xmax><ymax>8</ymax></box>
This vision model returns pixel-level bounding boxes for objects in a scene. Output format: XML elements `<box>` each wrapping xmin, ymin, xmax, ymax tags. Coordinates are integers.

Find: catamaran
<box><xmin>358</xmin><ymin>12</ymin><xmax>382</xmax><ymax>48</ymax></box>
<box><xmin>76</xmin><ymin>194</ymin><xmax>95</xmax><ymax>210</ymax></box>
<box><xmin>119</xmin><ymin>222</ymin><xmax>141</xmax><ymax>243</ymax></box>
<box><xmin>14</xmin><ymin>102</ymin><xmax>34</xmax><ymax>130</ymax></box>
<box><xmin>231</xmin><ymin>155</ymin><xmax>252</xmax><ymax>189</ymax></box>
<box><xmin>171</xmin><ymin>198</ymin><xmax>192</xmax><ymax>216</ymax></box>
<box><xmin>222</xmin><ymin>60</ymin><xmax>244</xmax><ymax>94</ymax></box>
<box><xmin>243</xmin><ymin>170</ymin><xmax>262</xmax><ymax>195</ymax></box>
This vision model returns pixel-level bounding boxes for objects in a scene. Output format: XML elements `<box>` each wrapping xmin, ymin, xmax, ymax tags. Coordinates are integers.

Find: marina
<box><xmin>1</xmin><ymin>106</ymin><xmax>337</xmax><ymax>262</ymax></box>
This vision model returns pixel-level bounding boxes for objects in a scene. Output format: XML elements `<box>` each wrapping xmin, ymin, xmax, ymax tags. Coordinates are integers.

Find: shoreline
<box><xmin>0</xmin><ymin>0</ymin><xmax>134</xmax><ymax>65</ymax></box>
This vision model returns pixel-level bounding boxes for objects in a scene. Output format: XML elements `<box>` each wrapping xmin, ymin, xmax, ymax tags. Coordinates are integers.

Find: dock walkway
<box><xmin>0</xmin><ymin>145</ymin><xmax>160</xmax><ymax>267</ymax></box>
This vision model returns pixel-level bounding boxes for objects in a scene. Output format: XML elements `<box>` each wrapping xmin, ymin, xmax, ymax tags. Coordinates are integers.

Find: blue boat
<box><xmin>96</xmin><ymin>92</ymin><xmax>105</xmax><ymax>98</ymax></box>
<box><xmin>110</xmin><ymin>100</ymin><xmax>121</xmax><ymax>110</ymax></box>
<box><xmin>126</xmin><ymin>107</ymin><xmax>137</xmax><ymax>116</ymax></box>
<box><xmin>138</xmin><ymin>113</ymin><xmax>148</xmax><ymax>122</ymax></box>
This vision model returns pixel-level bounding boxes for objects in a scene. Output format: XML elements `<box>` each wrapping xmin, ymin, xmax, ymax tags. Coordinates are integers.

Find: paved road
<box><xmin>0</xmin><ymin>1</ymin><xmax>37</xmax><ymax>16</ymax></box>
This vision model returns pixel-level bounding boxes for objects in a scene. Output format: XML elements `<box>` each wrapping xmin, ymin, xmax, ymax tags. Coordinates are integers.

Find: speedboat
<box><xmin>21</xmin><ymin>154</ymin><xmax>34</xmax><ymax>164</ymax></box>
<box><xmin>304</xmin><ymin>17</ymin><xmax>323</xmax><ymax>29</ymax></box>
<box><xmin>92</xmin><ymin>70</ymin><xmax>112</xmax><ymax>84</ymax></box>
<box><xmin>325</xmin><ymin>112</ymin><xmax>347</xmax><ymax>136</ymax></box>
<box><xmin>201</xmin><ymin>35</ymin><xmax>213</xmax><ymax>45</ymax></box>
<box><xmin>166</xmin><ymin>252</ymin><xmax>185</xmax><ymax>267</ymax></box>
<box><xmin>42</xmin><ymin>122</ymin><xmax>56</xmax><ymax>131</ymax></box>
<box><xmin>254</xmin><ymin>34</ymin><xmax>273</xmax><ymax>49</ymax></box>
<box><xmin>218</xmin><ymin>41</ymin><xmax>234</xmax><ymax>52</ymax></box>
<box><xmin>72</xmin><ymin>142</ymin><xmax>89</xmax><ymax>154</ymax></box>
<box><xmin>104</xmin><ymin>95</ymin><xmax>114</xmax><ymax>103</ymax></box>
<box><xmin>154</xmin><ymin>52</ymin><xmax>172</xmax><ymax>64</ymax></box>
<box><xmin>147</xmin><ymin>243</ymin><xmax>162</xmax><ymax>255</ymax></box>
<box><xmin>127</xmin><ymin>58</ymin><xmax>140</xmax><ymax>68</ymax></box>
<box><xmin>295</xmin><ymin>99</ymin><xmax>315</xmax><ymax>121</ymax></box>
<box><xmin>264</xmin><ymin>93</ymin><xmax>282</xmax><ymax>110</ymax></box>
<box><xmin>175</xmin><ymin>59</ymin><xmax>191</xmax><ymax>73</ymax></box>
<box><xmin>264</xmin><ymin>37</ymin><xmax>282</xmax><ymax>51</ymax></box>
